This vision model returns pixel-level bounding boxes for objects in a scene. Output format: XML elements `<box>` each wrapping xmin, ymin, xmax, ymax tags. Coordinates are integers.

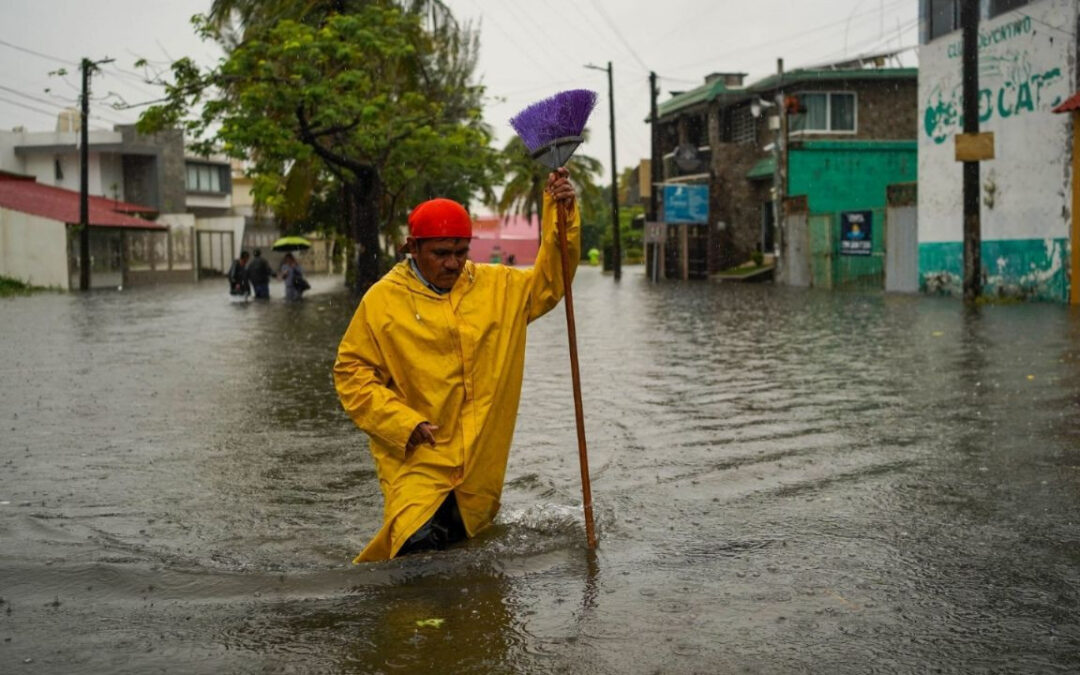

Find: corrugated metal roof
<box><xmin>1052</xmin><ymin>91</ymin><xmax>1080</xmax><ymax>113</ymax></box>
<box><xmin>0</xmin><ymin>173</ymin><xmax>165</xmax><ymax>229</ymax></box>
<box><xmin>657</xmin><ymin>68</ymin><xmax>917</xmax><ymax>119</ymax></box>
<box><xmin>750</xmin><ymin>67</ymin><xmax>917</xmax><ymax>91</ymax></box>
<box><xmin>656</xmin><ymin>78</ymin><xmax>731</xmax><ymax>118</ymax></box>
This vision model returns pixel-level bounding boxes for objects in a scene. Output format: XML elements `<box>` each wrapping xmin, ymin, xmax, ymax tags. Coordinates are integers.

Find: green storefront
<box><xmin>786</xmin><ymin>140</ymin><xmax>917</xmax><ymax>289</ymax></box>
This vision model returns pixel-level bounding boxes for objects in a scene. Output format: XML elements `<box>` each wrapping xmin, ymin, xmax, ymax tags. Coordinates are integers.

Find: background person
<box><xmin>280</xmin><ymin>253</ymin><xmax>309</xmax><ymax>301</ymax></box>
<box><xmin>246</xmin><ymin>248</ymin><xmax>275</xmax><ymax>299</ymax></box>
<box><xmin>227</xmin><ymin>250</ymin><xmax>251</xmax><ymax>299</ymax></box>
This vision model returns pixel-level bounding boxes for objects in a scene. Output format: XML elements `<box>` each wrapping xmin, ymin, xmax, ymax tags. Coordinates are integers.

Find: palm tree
<box><xmin>497</xmin><ymin>136</ymin><xmax>603</xmax><ymax>243</ymax></box>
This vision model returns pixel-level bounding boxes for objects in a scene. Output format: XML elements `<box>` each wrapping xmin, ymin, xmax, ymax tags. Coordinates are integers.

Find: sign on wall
<box><xmin>663</xmin><ymin>184</ymin><xmax>709</xmax><ymax>224</ymax></box>
<box><xmin>840</xmin><ymin>210</ymin><xmax>873</xmax><ymax>256</ymax></box>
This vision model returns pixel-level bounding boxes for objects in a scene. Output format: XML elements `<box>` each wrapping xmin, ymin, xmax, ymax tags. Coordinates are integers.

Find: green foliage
<box><xmin>497</xmin><ymin>135</ymin><xmax>603</xmax><ymax>232</ymax></box>
<box><xmin>594</xmin><ymin>193</ymin><xmax>644</xmax><ymax>265</ymax></box>
<box><xmin>138</xmin><ymin>1</ymin><xmax>501</xmax><ymax>273</ymax></box>
<box><xmin>0</xmin><ymin>275</ymin><xmax>50</xmax><ymax>297</ymax></box>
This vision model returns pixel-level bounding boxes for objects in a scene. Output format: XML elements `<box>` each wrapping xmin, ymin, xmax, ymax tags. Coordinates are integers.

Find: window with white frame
<box><xmin>186</xmin><ymin>162</ymin><xmax>224</xmax><ymax>193</ymax></box>
<box><xmin>790</xmin><ymin>92</ymin><xmax>856</xmax><ymax>133</ymax></box>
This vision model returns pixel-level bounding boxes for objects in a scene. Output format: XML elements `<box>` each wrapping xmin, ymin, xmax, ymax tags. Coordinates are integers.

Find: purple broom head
<box><xmin>510</xmin><ymin>89</ymin><xmax>599</xmax><ymax>169</ymax></box>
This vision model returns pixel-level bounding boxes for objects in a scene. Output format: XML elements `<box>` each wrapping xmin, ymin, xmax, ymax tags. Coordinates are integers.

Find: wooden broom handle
<box><xmin>556</xmin><ymin>199</ymin><xmax>597</xmax><ymax>550</ymax></box>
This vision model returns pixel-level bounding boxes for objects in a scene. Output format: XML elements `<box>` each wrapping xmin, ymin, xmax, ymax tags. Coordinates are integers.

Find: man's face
<box><xmin>411</xmin><ymin>237</ymin><xmax>470</xmax><ymax>291</ymax></box>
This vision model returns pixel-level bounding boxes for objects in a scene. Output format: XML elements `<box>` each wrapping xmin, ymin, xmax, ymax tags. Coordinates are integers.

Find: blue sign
<box><xmin>663</xmin><ymin>184</ymin><xmax>709</xmax><ymax>224</ymax></box>
<box><xmin>840</xmin><ymin>210</ymin><xmax>873</xmax><ymax>256</ymax></box>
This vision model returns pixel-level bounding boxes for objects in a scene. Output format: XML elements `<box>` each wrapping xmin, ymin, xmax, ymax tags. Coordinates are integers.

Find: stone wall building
<box><xmin>653</xmin><ymin>61</ymin><xmax>917</xmax><ymax>279</ymax></box>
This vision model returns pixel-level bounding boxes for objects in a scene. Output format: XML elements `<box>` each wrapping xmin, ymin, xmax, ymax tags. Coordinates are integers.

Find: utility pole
<box><xmin>961</xmin><ymin>0</ymin><xmax>981</xmax><ymax>301</ymax></box>
<box><xmin>78</xmin><ymin>58</ymin><xmax>91</xmax><ymax>291</ymax></box>
<box><xmin>649</xmin><ymin>70</ymin><xmax>660</xmax><ymax>281</ymax></box>
<box><xmin>586</xmin><ymin>62</ymin><xmax>621</xmax><ymax>281</ymax></box>
<box><xmin>771</xmin><ymin>58</ymin><xmax>785</xmax><ymax>274</ymax></box>
<box><xmin>78</xmin><ymin>56</ymin><xmax>113</xmax><ymax>291</ymax></box>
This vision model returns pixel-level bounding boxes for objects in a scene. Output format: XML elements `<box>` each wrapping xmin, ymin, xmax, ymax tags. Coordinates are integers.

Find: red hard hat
<box><xmin>408</xmin><ymin>198</ymin><xmax>473</xmax><ymax>239</ymax></box>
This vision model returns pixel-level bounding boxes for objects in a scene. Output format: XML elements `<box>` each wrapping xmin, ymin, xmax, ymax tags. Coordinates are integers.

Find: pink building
<box><xmin>469</xmin><ymin>213</ymin><xmax>540</xmax><ymax>266</ymax></box>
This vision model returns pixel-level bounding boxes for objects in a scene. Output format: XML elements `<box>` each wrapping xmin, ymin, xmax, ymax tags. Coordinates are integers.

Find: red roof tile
<box><xmin>0</xmin><ymin>173</ymin><xmax>165</xmax><ymax>229</ymax></box>
<box><xmin>1052</xmin><ymin>92</ymin><xmax>1080</xmax><ymax>114</ymax></box>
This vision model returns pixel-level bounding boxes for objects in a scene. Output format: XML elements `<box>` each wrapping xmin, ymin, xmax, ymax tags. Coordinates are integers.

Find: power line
<box><xmin>585</xmin><ymin>0</ymin><xmax>650</xmax><ymax>73</ymax></box>
<box><xmin>810</xmin><ymin>17</ymin><xmax>918</xmax><ymax>66</ymax></box>
<box><xmin>0</xmin><ymin>83</ymin><xmax>73</xmax><ymax>110</ymax></box>
<box><xmin>0</xmin><ymin>94</ymin><xmax>59</xmax><ymax>119</ymax></box>
<box><xmin>466</xmin><ymin>0</ymin><xmax>563</xmax><ymax>84</ymax></box>
<box><xmin>0</xmin><ymin>36</ymin><xmax>78</xmax><ymax>67</ymax></box>
<box><xmin>549</xmin><ymin>1</ymin><xmax>628</xmax><ymax>69</ymax></box>
<box><xmin>1</xmin><ymin>81</ymin><xmax>130</xmax><ymax>122</ymax></box>
<box><xmin>664</xmin><ymin>0</ymin><xmax>911</xmax><ymax>74</ymax></box>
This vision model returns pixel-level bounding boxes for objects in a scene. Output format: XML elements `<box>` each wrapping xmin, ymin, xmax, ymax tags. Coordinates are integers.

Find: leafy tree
<box><xmin>497</xmin><ymin>135</ymin><xmax>603</xmax><ymax>248</ymax></box>
<box><xmin>139</xmin><ymin>1</ymin><xmax>500</xmax><ymax>294</ymax></box>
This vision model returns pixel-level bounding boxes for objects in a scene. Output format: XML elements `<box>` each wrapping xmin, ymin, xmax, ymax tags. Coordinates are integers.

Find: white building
<box><xmin>0</xmin><ymin>114</ymin><xmax>245</xmax><ymax>284</ymax></box>
<box><xmin>918</xmin><ymin>0</ymin><xmax>1079</xmax><ymax>301</ymax></box>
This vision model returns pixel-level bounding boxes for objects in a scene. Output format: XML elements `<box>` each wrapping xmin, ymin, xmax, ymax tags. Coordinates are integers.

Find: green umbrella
<box><xmin>271</xmin><ymin>236</ymin><xmax>311</xmax><ymax>252</ymax></box>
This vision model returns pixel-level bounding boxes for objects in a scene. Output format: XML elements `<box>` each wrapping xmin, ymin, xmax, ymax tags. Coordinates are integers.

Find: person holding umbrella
<box><xmin>273</xmin><ymin>236</ymin><xmax>312</xmax><ymax>301</ymax></box>
<box><xmin>332</xmin><ymin>168</ymin><xmax>579</xmax><ymax>561</ymax></box>
<box><xmin>280</xmin><ymin>253</ymin><xmax>309</xmax><ymax>301</ymax></box>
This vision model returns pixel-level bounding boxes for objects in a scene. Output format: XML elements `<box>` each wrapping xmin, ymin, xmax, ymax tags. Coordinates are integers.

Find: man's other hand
<box><xmin>406</xmin><ymin>422</ymin><xmax>439</xmax><ymax>453</ymax></box>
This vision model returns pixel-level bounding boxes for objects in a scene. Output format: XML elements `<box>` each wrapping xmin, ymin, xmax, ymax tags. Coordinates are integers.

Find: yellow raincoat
<box><xmin>334</xmin><ymin>193</ymin><xmax>580</xmax><ymax>562</ymax></box>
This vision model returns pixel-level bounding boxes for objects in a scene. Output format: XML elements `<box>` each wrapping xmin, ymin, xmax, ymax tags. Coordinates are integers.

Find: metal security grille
<box><xmin>730</xmin><ymin>106</ymin><xmax>756</xmax><ymax>145</ymax></box>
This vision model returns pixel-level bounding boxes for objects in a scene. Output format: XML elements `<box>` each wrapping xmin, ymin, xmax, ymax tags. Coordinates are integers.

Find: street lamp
<box><xmin>585</xmin><ymin>61</ymin><xmax>620</xmax><ymax>281</ymax></box>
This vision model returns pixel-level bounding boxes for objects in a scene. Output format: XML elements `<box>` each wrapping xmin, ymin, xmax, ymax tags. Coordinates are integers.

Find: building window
<box><xmin>186</xmin><ymin>163</ymin><xmax>224</xmax><ymax>193</ymax></box>
<box><xmin>730</xmin><ymin>106</ymin><xmax>756</xmax><ymax>145</ymax></box>
<box><xmin>929</xmin><ymin>0</ymin><xmax>960</xmax><ymax>40</ymax></box>
<box><xmin>989</xmin><ymin>0</ymin><xmax>1029</xmax><ymax>17</ymax></box>
<box><xmin>790</xmin><ymin>92</ymin><xmax>856</xmax><ymax>133</ymax></box>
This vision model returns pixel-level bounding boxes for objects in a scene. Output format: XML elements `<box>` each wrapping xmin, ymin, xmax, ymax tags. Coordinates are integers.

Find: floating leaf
<box><xmin>415</xmin><ymin>618</ymin><xmax>445</xmax><ymax>628</ymax></box>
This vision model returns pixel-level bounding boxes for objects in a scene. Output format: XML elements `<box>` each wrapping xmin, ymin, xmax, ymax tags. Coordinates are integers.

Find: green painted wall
<box><xmin>787</xmin><ymin>141</ymin><xmax>917</xmax><ymax>213</ymax></box>
<box><xmin>919</xmin><ymin>239</ymin><xmax>1069</xmax><ymax>302</ymax></box>
<box><xmin>788</xmin><ymin>141</ymin><xmax>916</xmax><ymax>289</ymax></box>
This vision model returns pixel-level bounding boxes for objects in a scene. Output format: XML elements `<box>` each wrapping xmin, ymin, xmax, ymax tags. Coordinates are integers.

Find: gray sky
<box><xmin>0</xmin><ymin>0</ymin><xmax>917</xmax><ymax>179</ymax></box>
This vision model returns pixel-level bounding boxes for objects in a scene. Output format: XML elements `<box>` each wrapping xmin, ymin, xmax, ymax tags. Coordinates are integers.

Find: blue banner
<box><xmin>663</xmin><ymin>184</ymin><xmax>709</xmax><ymax>224</ymax></box>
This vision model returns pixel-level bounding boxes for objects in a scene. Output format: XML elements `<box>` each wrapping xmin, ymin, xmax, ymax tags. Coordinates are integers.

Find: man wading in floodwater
<box><xmin>333</xmin><ymin>169</ymin><xmax>580</xmax><ymax>561</ymax></box>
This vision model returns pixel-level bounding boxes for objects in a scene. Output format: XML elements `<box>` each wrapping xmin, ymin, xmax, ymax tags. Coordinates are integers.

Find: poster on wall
<box><xmin>840</xmin><ymin>210</ymin><xmax>872</xmax><ymax>256</ymax></box>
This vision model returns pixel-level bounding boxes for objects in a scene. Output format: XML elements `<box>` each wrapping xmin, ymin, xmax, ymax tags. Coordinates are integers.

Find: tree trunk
<box><xmin>344</xmin><ymin>171</ymin><xmax>383</xmax><ymax>296</ymax></box>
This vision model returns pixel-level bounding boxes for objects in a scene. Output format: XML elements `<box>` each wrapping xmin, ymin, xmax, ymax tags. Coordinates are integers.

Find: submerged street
<box><xmin>1</xmin><ymin>268</ymin><xmax>1079</xmax><ymax>673</ymax></box>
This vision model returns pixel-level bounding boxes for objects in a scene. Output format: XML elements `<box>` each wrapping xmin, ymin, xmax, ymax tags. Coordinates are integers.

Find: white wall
<box><xmin>0</xmin><ymin>128</ymin><xmax>125</xmax><ymax>198</ymax></box>
<box><xmin>196</xmin><ymin>215</ymin><xmax>244</xmax><ymax>240</ymax></box>
<box><xmin>0</xmin><ymin>130</ymin><xmax>20</xmax><ymax>173</ymax></box>
<box><xmin>186</xmin><ymin>193</ymin><xmax>233</xmax><ymax>210</ymax></box>
<box><xmin>918</xmin><ymin>0</ymin><xmax>1077</xmax><ymax>244</ymax></box>
<box><xmin>196</xmin><ymin>215</ymin><xmax>245</xmax><ymax>273</ymax></box>
<box><xmin>0</xmin><ymin>207</ymin><xmax>68</xmax><ymax>288</ymax></box>
<box><xmin>98</xmin><ymin>152</ymin><xmax>125</xmax><ymax>201</ymax></box>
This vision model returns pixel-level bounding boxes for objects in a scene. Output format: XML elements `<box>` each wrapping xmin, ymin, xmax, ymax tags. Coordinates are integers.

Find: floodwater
<box><xmin>1</xmin><ymin>268</ymin><xmax>1079</xmax><ymax>673</ymax></box>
